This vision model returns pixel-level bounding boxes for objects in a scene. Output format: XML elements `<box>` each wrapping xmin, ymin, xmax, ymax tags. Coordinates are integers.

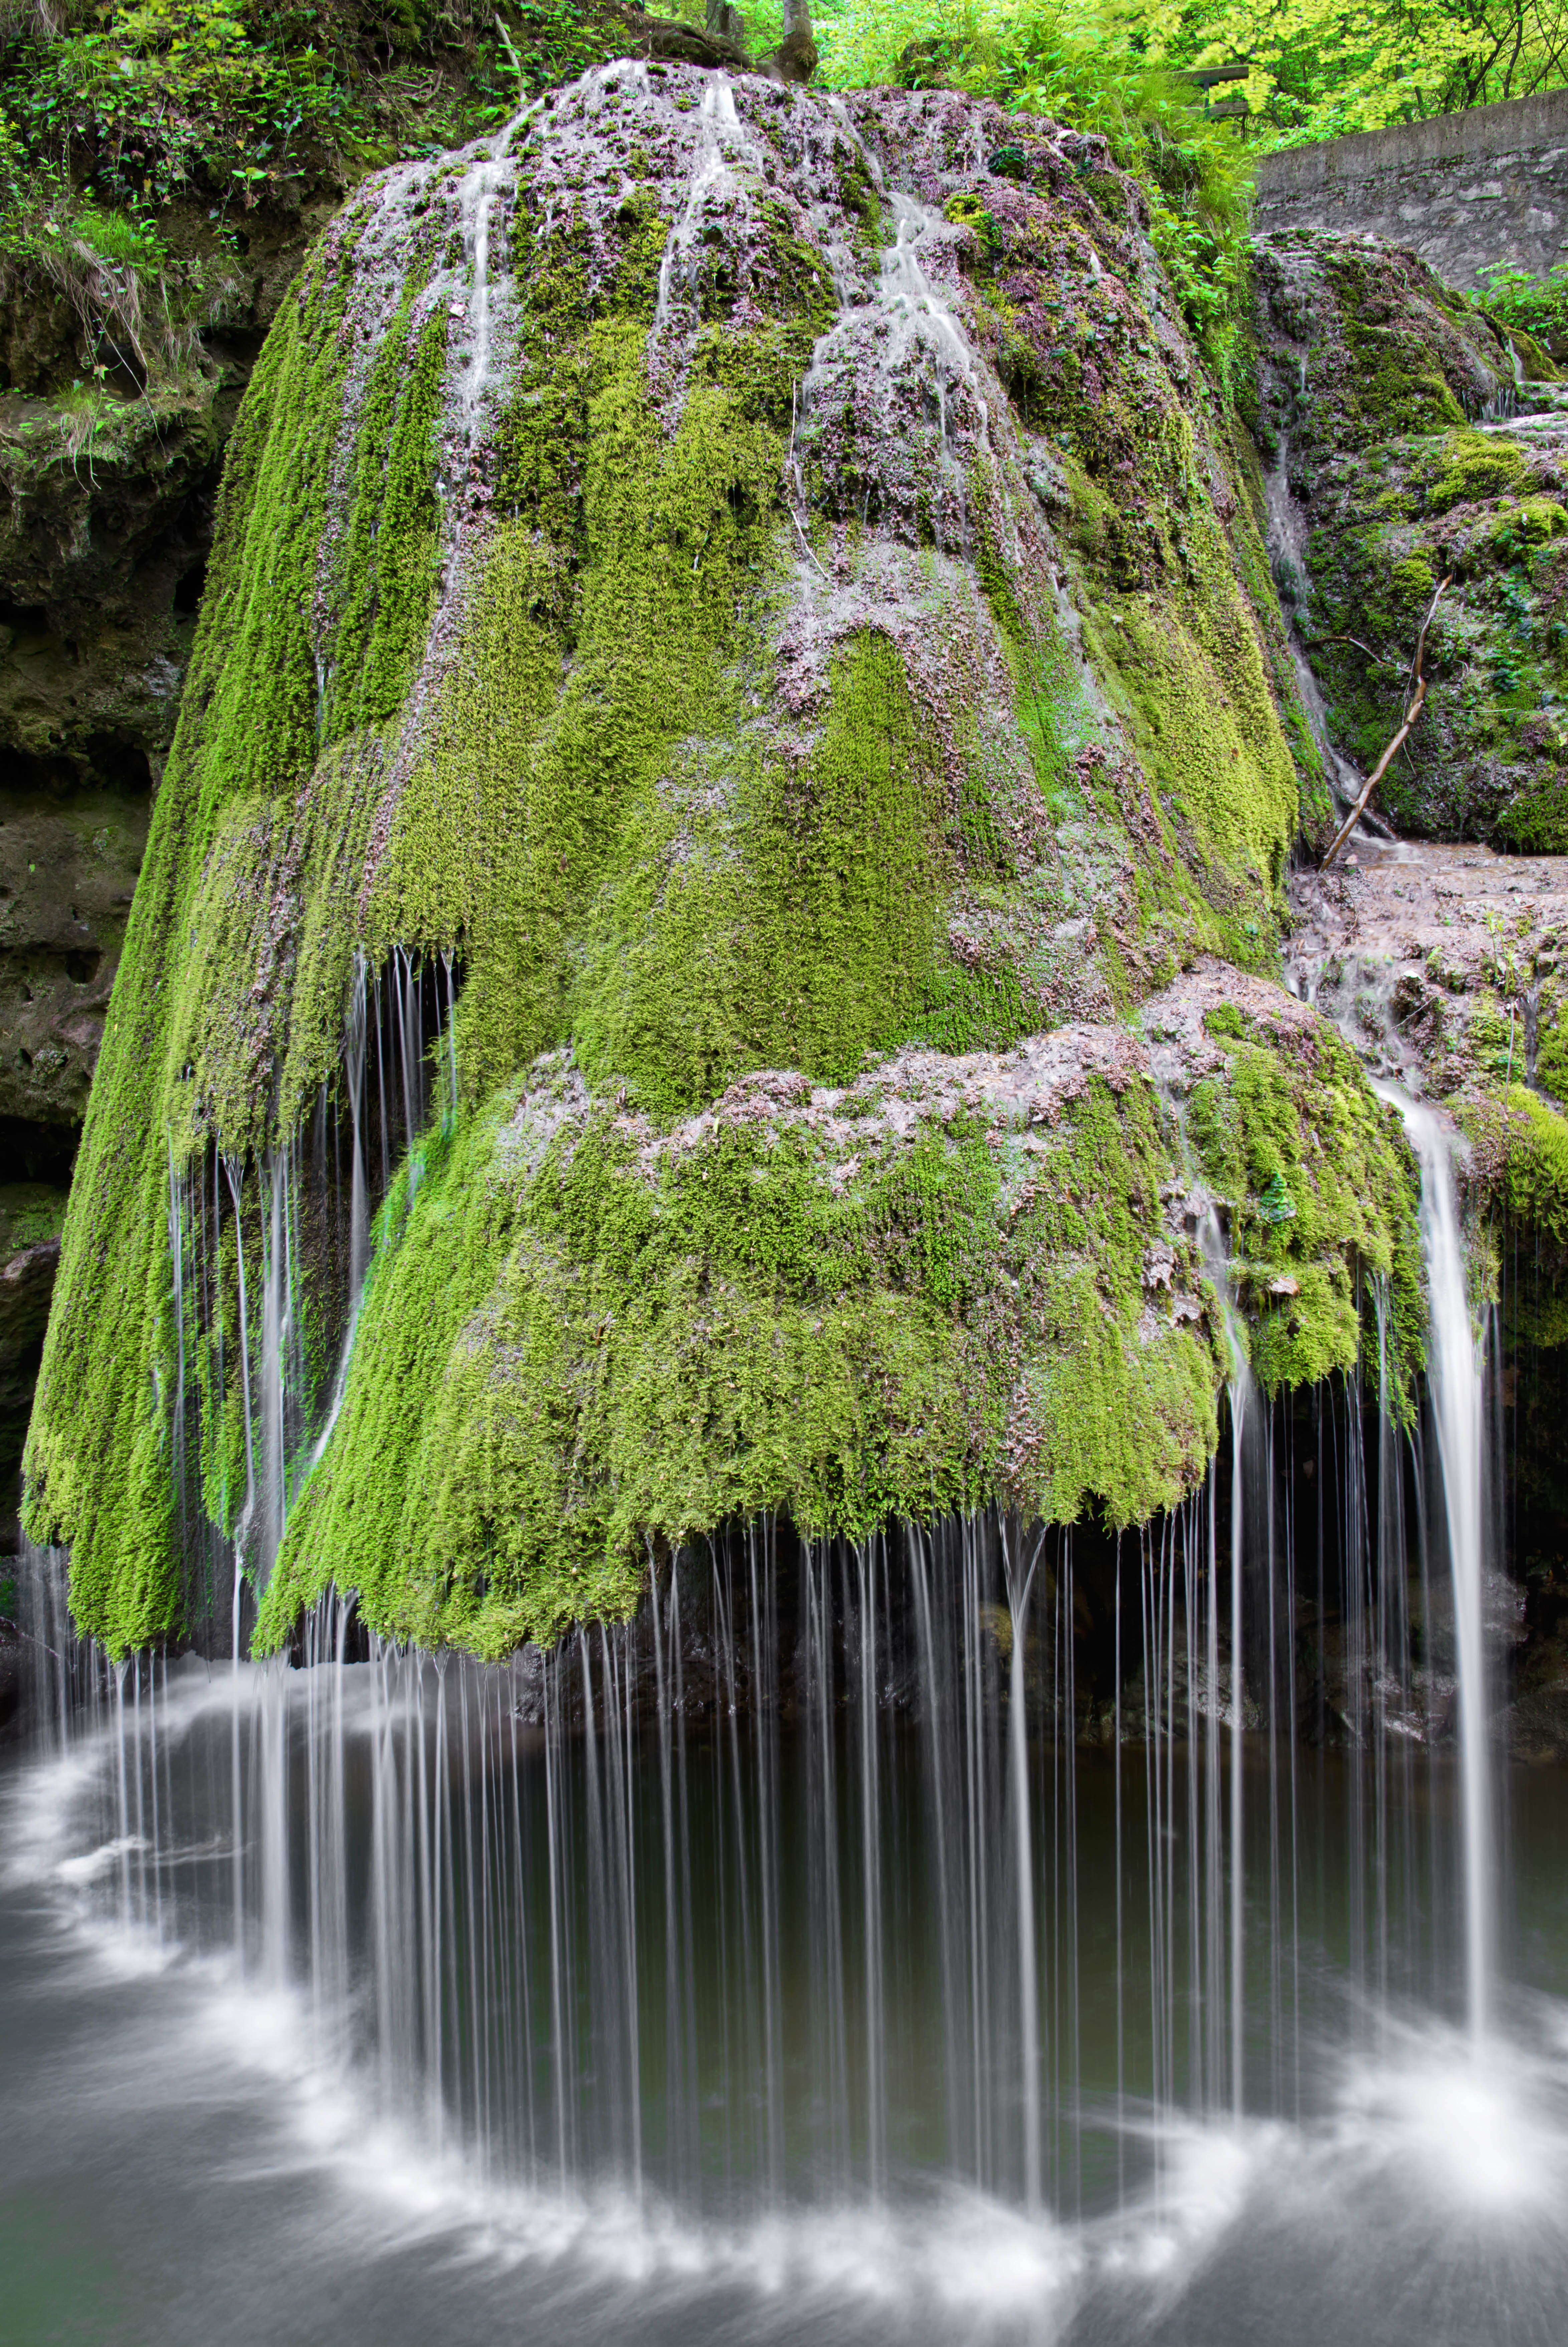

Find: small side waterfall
<box><xmin>1397</xmin><ymin>1096</ymin><xmax>1494</xmax><ymax>2042</ymax></box>
<box><xmin>1291</xmin><ymin>942</ymin><xmax>1499</xmax><ymax>2048</ymax></box>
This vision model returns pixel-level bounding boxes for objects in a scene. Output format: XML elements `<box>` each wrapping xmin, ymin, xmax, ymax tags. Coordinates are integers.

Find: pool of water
<box><xmin>6</xmin><ymin>1654</ymin><xmax>1568</xmax><ymax>2347</ymax></box>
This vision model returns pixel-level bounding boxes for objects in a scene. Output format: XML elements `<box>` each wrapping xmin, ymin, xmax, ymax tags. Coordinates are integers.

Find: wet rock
<box><xmin>1253</xmin><ymin>227</ymin><xmax>1568</xmax><ymax>852</ymax></box>
<box><xmin>1287</xmin><ymin>836</ymin><xmax>1568</xmax><ymax>1100</ymax></box>
<box><xmin>24</xmin><ymin>68</ymin><xmax>1413</xmax><ymax>1658</ymax></box>
<box><xmin>0</xmin><ymin>1210</ymin><xmax>64</xmax><ymax>1554</ymax></box>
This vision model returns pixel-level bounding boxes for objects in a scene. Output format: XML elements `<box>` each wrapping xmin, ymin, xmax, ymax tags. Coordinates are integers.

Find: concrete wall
<box><xmin>1253</xmin><ymin>88</ymin><xmax>1568</xmax><ymax>287</ymax></box>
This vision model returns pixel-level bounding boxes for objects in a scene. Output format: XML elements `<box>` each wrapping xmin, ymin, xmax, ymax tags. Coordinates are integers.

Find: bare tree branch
<box><xmin>1321</xmin><ymin>577</ymin><xmax>1450</xmax><ymax>870</ymax></box>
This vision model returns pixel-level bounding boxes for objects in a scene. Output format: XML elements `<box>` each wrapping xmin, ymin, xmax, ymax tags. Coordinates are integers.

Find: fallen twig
<box><xmin>1307</xmin><ymin>633</ymin><xmax>1394</xmax><ymax>667</ymax></box>
<box><xmin>1321</xmin><ymin>577</ymin><xmax>1450</xmax><ymax>870</ymax></box>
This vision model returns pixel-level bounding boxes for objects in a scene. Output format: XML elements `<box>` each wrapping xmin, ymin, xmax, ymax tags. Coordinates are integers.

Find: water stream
<box><xmin>4</xmin><ymin>1234</ymin><xmax>1559</xmax><ymax>2347</ymax></box>
<box><xmin>1393</xmin><ymin>1096</ymin><xmax>1494</xmax><ymax>2044</ymax></box>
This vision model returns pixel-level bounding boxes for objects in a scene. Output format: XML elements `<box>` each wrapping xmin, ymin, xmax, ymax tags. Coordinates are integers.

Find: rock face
<box><xmin>1251</xmin><ymin>89</ymin><xmax>1568</xmax><ymax>292</ymax></box>
<box><xmin>1287</xmin><ymin>835</ymin><xmax>1568</xmax><ymax>1754</ymax></box>
<box><xmin>0</xmin><ymin>10</ymin><xmax>849</xmax><ymax>1546</ymax></box>
<box><xmin>1252</xmin><ymin>228</ymin><xmax>1568</xmax><ymax>851</ymax></box>
<box><xmin>24</xmin><ymin>69</ymin><xmax>1430</xmax><ymax>1660</ymax></box>
<box><xmin>0</xmin><ymin>198</ymin><xmax>340</xmax><ymax>1543</ymax></box>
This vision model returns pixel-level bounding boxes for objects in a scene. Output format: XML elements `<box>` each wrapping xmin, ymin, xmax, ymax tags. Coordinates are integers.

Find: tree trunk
<box><xmin>775</xmin><ymin>0</ymin><xmax>817</xmax><ymax>82</ymax></box>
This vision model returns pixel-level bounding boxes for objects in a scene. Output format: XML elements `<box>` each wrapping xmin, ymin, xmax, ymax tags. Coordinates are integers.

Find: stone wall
<box><xmin>1254</xmin><ymin>88</ymin><xmax>1568</xmax><ymax>288</ymax></box>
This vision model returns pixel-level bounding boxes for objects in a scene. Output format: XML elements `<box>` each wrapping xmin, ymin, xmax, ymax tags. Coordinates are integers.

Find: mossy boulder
<box><xmin>1254</xmin><ymin>229</ymin><xmax>1568</xmax><ymax>852</ymax></box>
<box><xmin>258</xmin><ymin>965</ymin><xmax>1419</xmax><ymax>1659</ymax></box>
<box><xmin>24</xmin><ymin>71</ymin><xmax>1415</xmax><ymax>1658</ymax></box>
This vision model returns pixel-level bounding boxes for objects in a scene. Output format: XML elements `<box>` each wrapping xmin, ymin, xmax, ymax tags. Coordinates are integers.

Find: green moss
<box><xmin>23</xmin><ymin>93</ymin><xmax>1393</xmax><ymax>1660</ymax></box>
<box><xmin>255</xmin><ymin>1060</ymin><xmax>1231</xmax><ymax>1658</ymax></box>
<box><xmin>1477</xmin><ymin>1084</ymin><xmax>1568</xmax><ymax>1243</ymax></box>
<box><xmin>326</xmin><ymin>292</ymin><xmax>449</xmax><ymax>742</ymax></box>
<box><xmin>1513</xmin><ymin>498</ymin><xmax>1568</xmax><ymax>547</ymax></box>
<box><xmin>1535</xmin><ymin>986</ymin><xmax>1568</xmax><ymax>1100</ymax></box>
<box><xmin>574</xmin><ymin>630</ymin><xmax>955</xmax><ymax>1106</ymax></box>
<box><xmin>1108</xmin><ymin>591</ymin><xmax>1296</xmax><ymax>924</ymax></box>
<box><xmin>1427</xmin><ymin>431</ymin><xmax>1528</xmax><ymax>517</ymax></box>
<box><xmin>1185</xmin><ymin>1012</ymin><xmax>1423</xmax><ymax>1401</ymax></box>
<box><xmin>1389</xmin><ymin>553</ymin><xmax>1436</xmax><ymax>612</ymax></box>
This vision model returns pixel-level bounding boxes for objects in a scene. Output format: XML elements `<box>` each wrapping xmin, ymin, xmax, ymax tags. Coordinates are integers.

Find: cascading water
<box><xmin>6</xmin><ymin>64</ymin><xmax>1567</xmax><ymax>2347</ymax></box>
<box><xmin>1393</xmin><ymin>1098</ymin><xmax>1494</xmax><ymax>2043</ymax></box>
<box><xmin>7</xmin><ymin>896</ymin><xmax>1540</xmax><ymax>2344</ymax></box>
<box><xmin>154</xmin><ymin>948</ymin><xmax>460</xmax><ymax>1654</ymax></box>
<box><xmin>10</xmin><ymin>1120</ymin><xmax>1568</xmax><ymax>2347</ymax></box>
<box><xmin>1289</xmin><ymin>923</ymin><xmax>1499</xmax><ymax>2050</ymax></box>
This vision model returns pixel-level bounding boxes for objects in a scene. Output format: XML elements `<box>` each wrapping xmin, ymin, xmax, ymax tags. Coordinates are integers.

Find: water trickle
<box><xmin>652</xmin><ymin>75</ymin><xmax>744</xmax><ymax>351</ymax></box>
<box><xmin>147</xmin><ymin>954</ymin><xmax>458</xmax><ymax>1650</ymax></box>
<box><xmin>1287</xmin><ymin>900</ymin><xmax>1498</xmax><ymax>2047</ymax></box>
<box><xmin>1195</xmin><ymin>1204</ymin><xmax>1259</xmax><ymax>2119</ymax></box>
<box><xmin>457</xmin><ymin>154</ymin><xmax>512</xmax><ymax>441</ymax></box>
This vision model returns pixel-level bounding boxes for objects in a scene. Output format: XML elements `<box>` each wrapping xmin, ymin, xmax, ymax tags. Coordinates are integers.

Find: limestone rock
<box><xmin>23</xmin><ymin>70</ymin><xmax>1422</xmax><ymax>1659</ymax></box>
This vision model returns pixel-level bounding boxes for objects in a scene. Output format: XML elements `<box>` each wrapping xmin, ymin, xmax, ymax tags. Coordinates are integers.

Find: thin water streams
<box><xmin>1287</xmin><ymin>876</ymin><xmax>1501</xmax><ymax>2053</ymax></box>
<box><xmin>8</xmin><ymin>1479</ymin><xmax>1568</xmax><ymax>2345</ymax></box>
<box><xmin>5</xmin><ymin>829</ymin><xmax>1537</xmax><ymax>2342</ymax></box>
<box><xmin>5</xmin><ymin>874</ymin><xmax>1540</xmax><ymax>2339</ymax></box>
<box><xmin>160</xmin><ymin>948</ymin><xmax>458</xmax><ymax>1641</ymax></box>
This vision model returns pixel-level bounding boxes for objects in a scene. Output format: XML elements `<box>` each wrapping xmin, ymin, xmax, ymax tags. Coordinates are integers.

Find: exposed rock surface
<box><xmin>1251</xmin><ymin>88</ymin><xmax>1568</xmax><ymax>291</ymax></box>
<box><xmin>1288</xmin><ymin>836</ymin><xmax>1568</xmax><ymax>1097</ymax></box>
<box><xmin>1252</xmin><ymin>228</ymin><xmax>1568</xmax><ymax>851</ymax></box>
<box><xmin>1288</xmin><ymin>837</ymin><xmax>1568</xmax><ymax>1754</ymax></box>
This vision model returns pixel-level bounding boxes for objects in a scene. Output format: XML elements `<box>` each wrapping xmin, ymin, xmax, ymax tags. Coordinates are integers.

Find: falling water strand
<box><xmin>1399</xmin><ymin>1094</ymin><xmax>1493</xmax><ymax>2041</ymax></box>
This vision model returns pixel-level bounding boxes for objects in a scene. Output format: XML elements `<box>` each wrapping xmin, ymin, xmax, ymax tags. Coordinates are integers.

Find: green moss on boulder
<box><xmin>25</xmin><ymin>75</ymin><xmax>1413</xmax><ymax>1657</ymax></box>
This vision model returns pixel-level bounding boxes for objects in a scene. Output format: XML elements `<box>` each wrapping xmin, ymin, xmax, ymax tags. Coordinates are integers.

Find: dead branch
<box><xmin>1307</xmin><ymin>633</ymin><xmax>1395</xmax><ymax>667</ymax></box>
<box><xmin>1320</xmin><ymin>577</ymin><xmax>1450</xmax><ymax>870</ymax></box>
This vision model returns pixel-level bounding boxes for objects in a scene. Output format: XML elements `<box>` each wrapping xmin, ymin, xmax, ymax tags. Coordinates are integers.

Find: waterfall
<box><xmin>151</xmin><ymin>951</ymin><xmax>459</xmax><ymax>1653</ymax></box>
<box><xmin>13</xmin><ymin>1438</ymin><xmax>1499</xmax><ymax>2228</ymax></box>
<box><xmin>1291</xmin><ymin>946</ymin><xmax>1498</xmax><ymax>2045</ymax></box>
<box><xmin>1395</xmin><ymin>1096</ymin><xmax>1494</xmax><ymax>2042</ymax></box>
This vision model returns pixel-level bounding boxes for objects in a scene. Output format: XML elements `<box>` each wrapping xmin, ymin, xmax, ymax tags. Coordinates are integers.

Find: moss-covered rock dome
<box><xmin>23</xmin><ymin>67</ymin><xmax>1422</xmax><ymax>1659</ymax></box>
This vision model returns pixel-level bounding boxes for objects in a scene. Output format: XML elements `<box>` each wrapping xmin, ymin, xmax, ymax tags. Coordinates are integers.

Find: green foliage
<box><xmin>1478</xmin><ymin>259</ymin><xmax>1568</xmax><ymax>354</ymax></box>
<box><xmin>1136</xmin><ymin>0</ymin><xmax>1568</xmax><ymax>143</ymax></box>
<box><xmin>1</xmin><ymin>0</ymin><xmax>354</xmax><ymax>213</ymax></box>
<box><xmin>0</xmin><ymin>0</ymin><xmax>652</xmax><ymax>371</ymax></box>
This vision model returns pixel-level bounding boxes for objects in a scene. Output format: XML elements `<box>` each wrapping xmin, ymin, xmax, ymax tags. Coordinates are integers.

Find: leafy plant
<box><xmin>1</xmin><ymin>0</ymin><xmax>355</xmax><ymax>211</ymax></box>
<box><xmin>1136</xmin><ymin>0</ymin><xmax>1568</xmax><ymax>144</ymax></box>
<box><xmin>1477</xmin><ymin>257</ymin><xmax>1568</xmax><ymax>350</ymax></box>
